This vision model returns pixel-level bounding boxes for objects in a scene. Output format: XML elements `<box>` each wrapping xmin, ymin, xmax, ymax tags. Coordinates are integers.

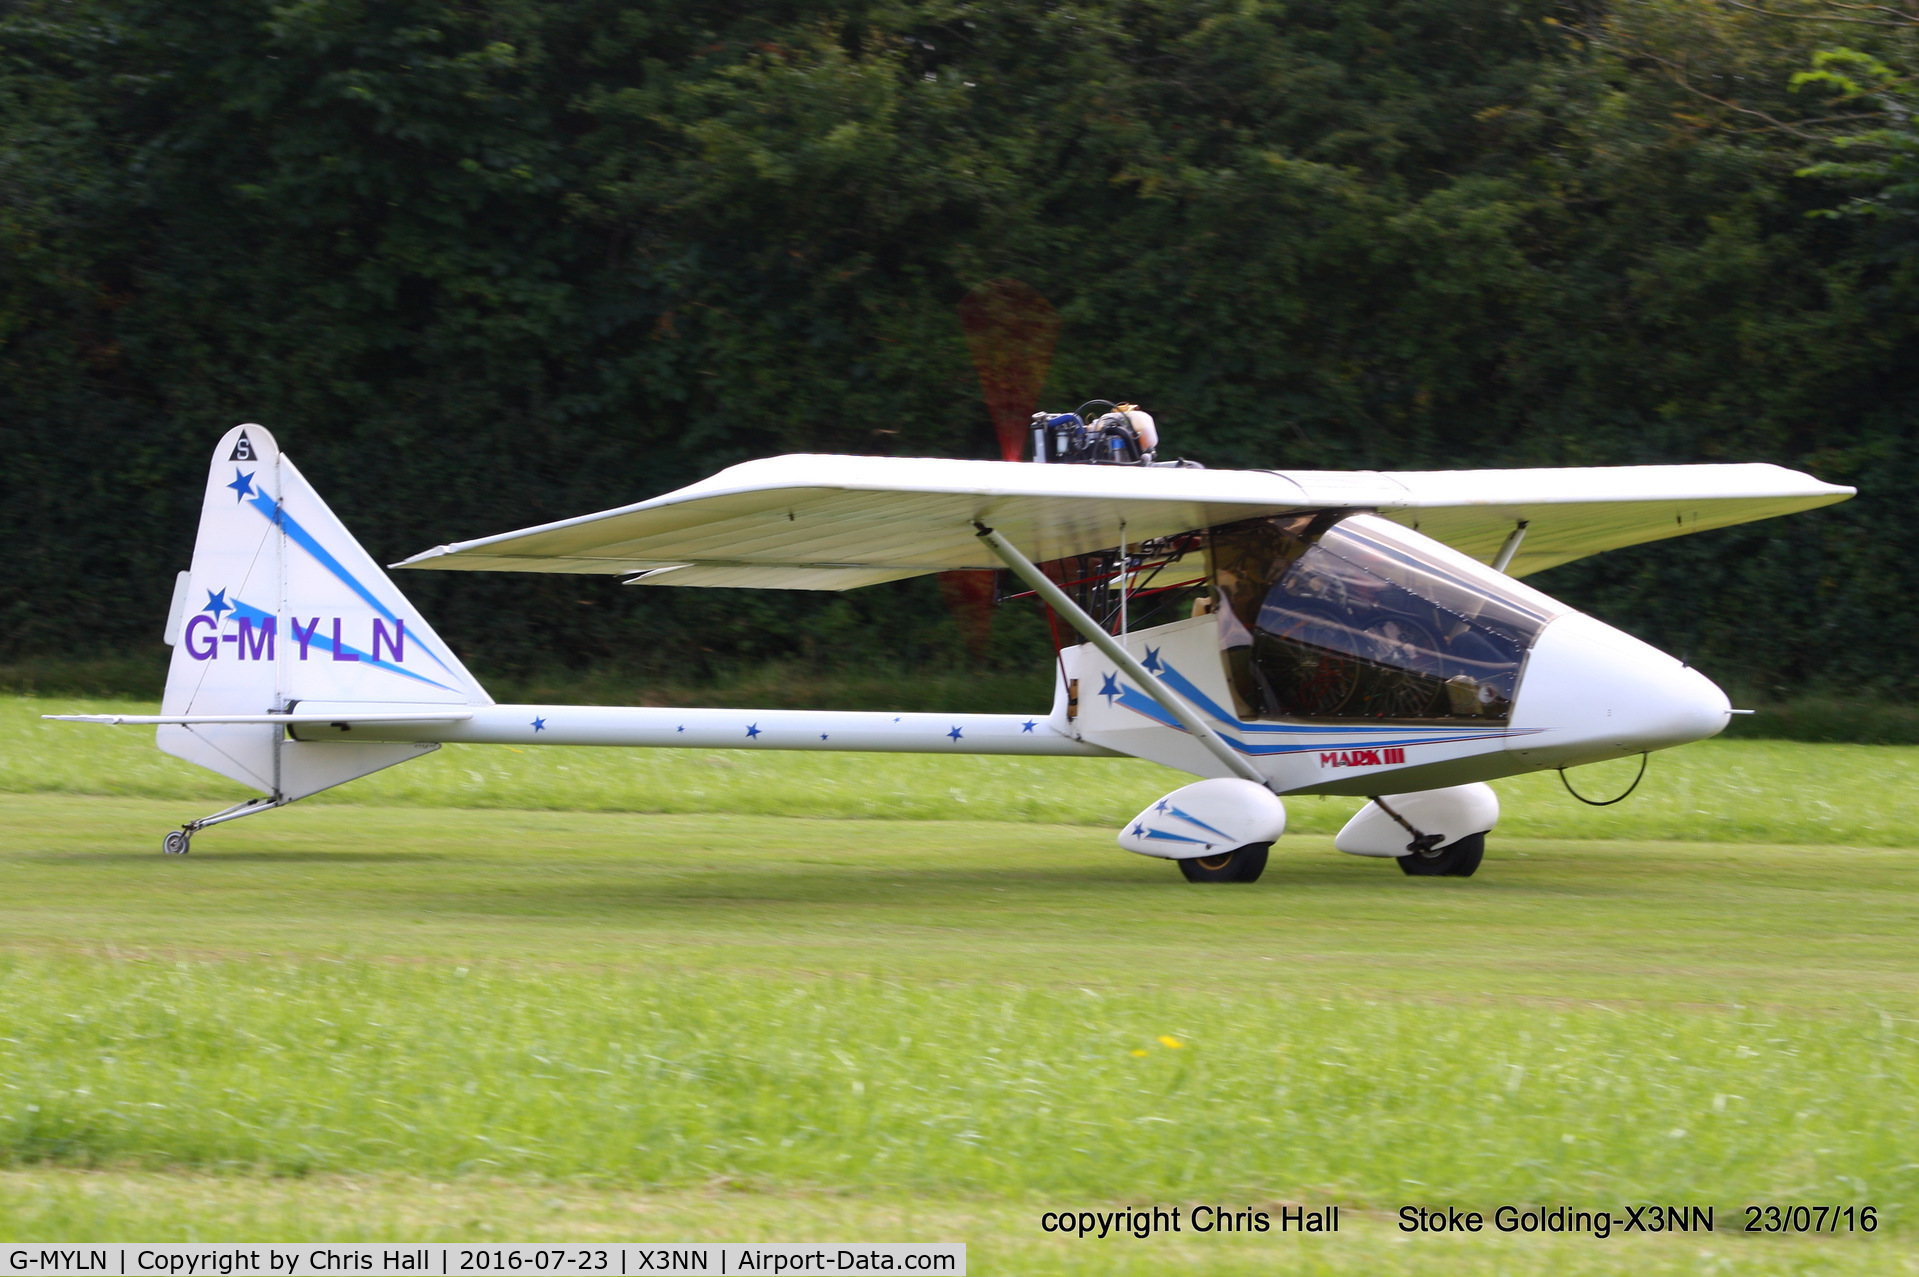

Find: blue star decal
<box><xmin>1021</xmin><ymin>720</ymin><xmax>1037</xmax><ymax>733</ymax></box>
<box><xmin>1155</xmin><ymin>799</ymin><xmax>1171</xmax><ymax>814</ymax></box>
<box><xmin>745</xmin><ymin>723</ymin><xmax>761</xmax><ymax>739</ymax></box>
<box><xmin>1130</xmin><ymin>823</ymin><xmax>1147</xmax><ymax>838</ymax></box>
<box><xmin>1099</xmin><ymin>672</ymin><xmax>1121</xmax><ymax>706</ymax></box>
<box><xmin>676</xmin><ymin>725</ymin><xmax>685</xmax><ymax>733</ymax></box>
<box><xmin>820</xmin><ymin>733</ymin><xmax>829</xmax><ymax>741</ymax></box>
<box><xmin>226</xmin><ymin>469</ymin><xmax>256</xmax><ymax>502</ymax></box>
<box><xmin>530</xmin><ymin>717</ymin><xmax>546</xmax><ymax>732</ymax></box>
<box><xmin>947</xmin><ymin>726</ymin><xmax>963</xmax><ymax>741</ymax></box>
<box><xmin>1143</xmin><ymin>646</ymin><xmax>1163</xmax><ymax>673</ymax></box>
<box><xmin>201</xmin><ymin>588</ymin><xmax>233</xmax><ymax>620</ymax></box>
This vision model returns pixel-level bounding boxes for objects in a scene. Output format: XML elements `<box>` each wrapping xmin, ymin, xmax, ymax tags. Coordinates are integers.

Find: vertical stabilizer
<box><xmin>160</xmin><ymin>424</ymin><xmax>490</xmax><ymax>800</ymax></box>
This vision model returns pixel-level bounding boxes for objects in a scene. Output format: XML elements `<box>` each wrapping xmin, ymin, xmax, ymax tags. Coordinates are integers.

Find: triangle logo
<box><xmin>229</xmin><ymin>431</ymin><xmax>257</xmax><ymax>462</ymax></box>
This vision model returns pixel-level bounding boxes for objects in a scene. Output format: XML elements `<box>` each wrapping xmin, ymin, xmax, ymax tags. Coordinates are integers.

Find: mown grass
<box><xmin>3</xmin><ymin>797</ymin><xmax>1918</xmax><ymax>1187</ymax></box>
<box><xmin>8</xmin><ymin>795</ymin><xmax>1919</xmax><ymax>1005</ymax></box>
<box><xmin>10</xmin><ymin>695</ymin><xmax>1919</xmax><ymax>843</ymax></box>
<box><xmin>4</xmin><ymin>702</ymin><xmax>1918</xmax><ymax>1266</ymax></box>
<box><xmin>5</xmin><ymin>953</ymin><xmax>1916</xmax><ymax>1209</ymax></box>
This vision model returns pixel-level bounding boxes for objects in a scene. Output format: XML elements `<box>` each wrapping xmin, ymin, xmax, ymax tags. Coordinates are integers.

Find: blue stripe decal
<box><xmin>247</xmin><ymin>491</ymin><xmax>459</xmax><ymax>678</ymax></box>
<box><xmin>1151</xmin><ymin>664</ymin><xmax>1305</xmax><ymax>734</ymax></box>
<box><xmin>1141</xmin><ymin>828</ymin><xmax>1210</xmax><ymax>844</ymax></box>
<box><xmin>1167</xmin><ymin>805</ymin><xmax>1234</xmax><ymax>840</ymax></box>
<box><xmin>226</xmin><ymin>598</ymin><xmax>461</xmax><ymax>694</ymax></box>
<box><xmin>1110</xmin><ymin>662</ymin><xmax>1539</xmax><ymax>757</ymax></box>
<box><xmin>1153</xmin><ymin>660</ymin><xmax>1512</xmax><ymax>739</ymax></box>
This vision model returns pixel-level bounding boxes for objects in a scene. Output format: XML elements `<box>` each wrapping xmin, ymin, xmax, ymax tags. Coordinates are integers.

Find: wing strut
<box><xmin>975</xmin><ymin>523</ymin><xmax>1270</xmax><ymax>788</ymax></box>
<box><xmin>1490</xmin><ymin>520</ymin><xmax>1530</xmax><ymax>573</ymax></box>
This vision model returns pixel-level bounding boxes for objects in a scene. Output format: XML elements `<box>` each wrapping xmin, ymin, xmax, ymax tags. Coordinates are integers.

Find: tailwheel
<box><xmin>1396</xmin><ymin>832</ymin><xmax>1484</xmax><ymax>878</ymax></box>
<box><xmin>162</xmin><ymin>828</ymin><xmax>192</xmax><ymax>856</ymax></box>
<box><xmin>1177</xmin><ymin>842</ymin><xmax>1271</xmax><ymax>884</ymax></box>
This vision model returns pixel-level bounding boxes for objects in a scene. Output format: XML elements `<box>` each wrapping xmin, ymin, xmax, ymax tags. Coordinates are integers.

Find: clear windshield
<box><xmin>1209</xmin><ymin>513</ymin><xmax>1564</xmax><ymax>722</ymax></box>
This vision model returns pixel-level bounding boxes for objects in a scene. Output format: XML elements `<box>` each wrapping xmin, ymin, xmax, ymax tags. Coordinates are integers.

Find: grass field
<box><xmin>3</xmin><ymin>697</ymin><xmax>1918</xmax><ymax>1272</ymax></box>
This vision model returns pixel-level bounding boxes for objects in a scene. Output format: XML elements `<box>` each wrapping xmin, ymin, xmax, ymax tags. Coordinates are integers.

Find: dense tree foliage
<box><xmin>2</xmin><ymin>0</ymin><xmax>1915</xmax><ymax>696</ymax></box>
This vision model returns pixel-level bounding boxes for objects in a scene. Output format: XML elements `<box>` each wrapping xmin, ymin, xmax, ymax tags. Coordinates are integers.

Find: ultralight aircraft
<box><xmin>53</xmin><ymin>407</ymin><xmax>1851</xmax><ymax>882</ymax></box>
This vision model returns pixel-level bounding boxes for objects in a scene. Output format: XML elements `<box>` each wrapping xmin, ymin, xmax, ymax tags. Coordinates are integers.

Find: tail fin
<box><xmin>160</xmin><ymin>424</ymin><xmax>491</xmax><ymax>800</ymax></box>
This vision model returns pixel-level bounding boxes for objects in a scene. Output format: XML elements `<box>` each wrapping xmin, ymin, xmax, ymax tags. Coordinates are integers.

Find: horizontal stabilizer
<box><xmin>46</xmin><ymin>712</ymin><xmax>475</xmax><ymax>726</ymax></box>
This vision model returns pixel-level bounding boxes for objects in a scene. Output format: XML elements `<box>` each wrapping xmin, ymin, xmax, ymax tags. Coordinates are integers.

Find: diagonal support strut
<box><xmin>975</xmin><ymin>522</ymin><xmax>1270</xmax><ymax>787</ymax></box>
<box><xmin>1490</xmin><ymin>519</ymin><xmax>1530</xmax><ymax>574</ymax></box>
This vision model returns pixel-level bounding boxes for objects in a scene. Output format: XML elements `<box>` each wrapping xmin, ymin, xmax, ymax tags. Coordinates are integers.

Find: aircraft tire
<box><xmin>1396</xmin><ymin>832</ymin><xmax>1484</xmax><ymax>878</ymax></box>
<box><xmin>1177</xmin><ymin>842</ymin><xmax>1270</xmax><ymax>884</ymax></box>
<box><xmin>162</xmin><ymin>829</ymin><xmax>191</xmax><ymax>856</ymax></box>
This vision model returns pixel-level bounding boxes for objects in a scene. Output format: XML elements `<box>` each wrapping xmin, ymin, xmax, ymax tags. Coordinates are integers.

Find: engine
<box><xmin>1031</xmin><ymin>401</ymin><xmax>1161</xmax><ymax>465</ymax></box>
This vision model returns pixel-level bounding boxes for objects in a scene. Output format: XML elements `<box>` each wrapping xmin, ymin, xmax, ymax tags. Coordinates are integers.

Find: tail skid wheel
<box><xmin>1177</xmin><ymin>842</ymin><xmax>1271</xmax><ymax>884</ymax></box>
<box><xmin>162</xmin><ymin>829</ymin><xmax>192</xmax><ymax>857</ymax></box>
<box><xmin>1396</xmin><ymin>832</ymin><xmax>1484</xmax><ymax>878</ymax></box>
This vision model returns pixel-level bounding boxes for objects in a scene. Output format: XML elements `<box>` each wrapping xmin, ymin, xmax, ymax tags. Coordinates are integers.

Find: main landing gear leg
<box><xmin>1372</xmin><ymin>794</ymin><xmax>1484</xmax><ymax>879</ymax></box>
<box><xmin>162</xmin><ymin>794</ymin><xmax>285</xmax><ymax>855</ymax></box>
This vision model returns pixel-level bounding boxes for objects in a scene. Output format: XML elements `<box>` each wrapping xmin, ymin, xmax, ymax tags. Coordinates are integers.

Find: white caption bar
<box><xmin>1</xmin><ymin>1246</ymin><xmax>964</xmax><ymax>1277</ymax></box>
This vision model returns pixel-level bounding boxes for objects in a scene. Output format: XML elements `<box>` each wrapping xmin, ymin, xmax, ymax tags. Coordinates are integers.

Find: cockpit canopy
<box><xmin>1210</xmin><ymin>513</ymin><xmax>1566</xmax><ymax>723</ymax></box>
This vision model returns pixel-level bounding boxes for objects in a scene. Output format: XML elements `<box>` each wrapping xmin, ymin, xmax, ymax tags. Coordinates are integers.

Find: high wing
<box><xmin>392</xmin><ymin>454</ymin><xmax>1852</xmax><ymax>586</ymax></box>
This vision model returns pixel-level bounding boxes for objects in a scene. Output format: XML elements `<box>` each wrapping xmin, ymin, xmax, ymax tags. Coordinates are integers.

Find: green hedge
<box><xmin>2</xmin><ymin>0</ymin><xmax>1913</xmax><ymax>694</ymax></box>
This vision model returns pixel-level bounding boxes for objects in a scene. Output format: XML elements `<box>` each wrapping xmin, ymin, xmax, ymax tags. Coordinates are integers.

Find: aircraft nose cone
<box><xmin>1509</xmin><ymin>612</ymin><xmax>1730</xmax><ymax>768</ymax></box>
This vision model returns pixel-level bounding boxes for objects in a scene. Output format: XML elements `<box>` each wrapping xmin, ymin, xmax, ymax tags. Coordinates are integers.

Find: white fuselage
<box><xmin>1060</xmin><ymin>609</ymin><xmax>1728</xmax><ymax>797</ymax></box>
<box><xmin>299</xmin><ymin>600</ymin><xmax>1728</xmax><ymax>796</ymax></box>
<box><xmin>287</xmin><ymin>703</ymin><xmax>1108</xmax><ymax>757</ymax></box>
